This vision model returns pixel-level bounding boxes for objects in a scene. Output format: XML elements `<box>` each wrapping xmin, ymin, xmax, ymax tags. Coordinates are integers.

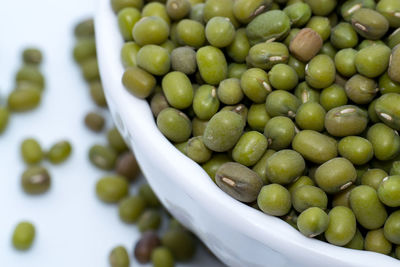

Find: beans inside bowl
<box><xmin>98</xmin><ymin>0</ymin><xmax>400</xmax><ymax>265</ymax></box>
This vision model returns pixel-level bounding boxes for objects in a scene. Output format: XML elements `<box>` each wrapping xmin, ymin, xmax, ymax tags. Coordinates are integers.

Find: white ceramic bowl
<box><xmin>95</xmin><ymin>1</ymin><xmax>399</xmax><ymax>266</ymax></box>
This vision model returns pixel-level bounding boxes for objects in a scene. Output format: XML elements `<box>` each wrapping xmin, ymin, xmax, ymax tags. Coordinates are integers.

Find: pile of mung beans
<box><xmin>115</xmin><ymin>0</ymin><xmax>400</xmax><ymax>259</ymax></box>
<box><xmin>73</xmin><ymin>18</ymin><xmax>201</xmax><ymax>267</ymax></box>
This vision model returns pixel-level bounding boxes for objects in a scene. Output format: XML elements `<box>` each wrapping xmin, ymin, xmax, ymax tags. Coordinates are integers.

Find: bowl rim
<box><xmin>95</xmin><ymin>1</ymin><xmax>399</xmax><ymax>266</ymax></box>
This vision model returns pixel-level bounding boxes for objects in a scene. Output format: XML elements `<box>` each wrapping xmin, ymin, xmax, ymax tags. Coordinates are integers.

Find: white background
<box><xmin>0</xmin><ymin>0</ymin><xmax>222</xmax><ymax>266</ymax></box>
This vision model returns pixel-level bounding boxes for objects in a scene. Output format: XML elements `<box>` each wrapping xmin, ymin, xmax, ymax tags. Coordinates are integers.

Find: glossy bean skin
<box><xmin>246</xmin><ymin>10</ymin><xmax>291</xmax><ymax>45</ymax></box>
<box><xmin>295</xmin><ymin>102</ymin><xmax>326</xmax><ymax>132</ymax></box>
<box><xmin>132</xmin><ymin>16</ymin><xmax>169</xmax><ymax>46</ymax></box>
<box><xmin>305</xmin><ymin>55</ymin><xmax>336</xmax><ymax>89</ymax></box>
<box><xmin>247</xmin><ymin>104</ymin><xmax>270</xmax><ymax>132</ymax></box>
<box><xmin>376</xmin><ymin>0</ymin><xmax>400</xmax><ymax>28</ymax></box>
<box><xmin>203</xmin><ymin>0</ymin><xmax>238</xmax><ymax>27</ymax></box>
<box><xmin>193</xmin><ymin>85</ymin><xmax>219</xmax><ymax>120</ymax></box>
<box><xmin>232</xmin><ymin>131</ymin><xmax>268</xmax><ymax>167</ymax></box>
<box><xmin>292</xmin><ymin>185</ymin><xmax>328</xmax><ymax>213</ymax></box>
<box><xmin>196</xmin><ymin>46</ymin><xmax>227</xmax><ymax>85</ymax></box>
<box><xmin>289</xmin><ymin>57</ymin><xmax>307</xmax><ymax>81</ymax></box>
<box><xmin>265</xmin><ymin>149</ymin><xmax>305</xmax><ymax>185</ymax></box>
<box><xmin>265</xmin><ymin>90</ymin><xmax>300</xmax><ymax>118</ymax></box>
<box><xmin>166</xmin><ymin>0</ymin><xmax>191</xmax><ymax>20</ymax></box>
<box><xmin>388</xmin><ymin>29</ymin><xmax>400</xmax><ymax>49</ymax></box>
<box><xmin>384</xmin><ymin>210</ymin><xmax>400</xmax><ymax>245</ymax></box>
<box><xmin>292</xmin><ymin>130</ymin><xmax>338</xmax><ymax>164</ymax></box>
<box><xmin>247</xmin><ymin>42</ymin><xmax>289</xmax><ymax>71</ymax></box>
<box><xmin>122</xmin><ymin>67</ymin><xmax>156</xmax><ymax>98</ymax></box>
<box><xmin>264</xmin><ymin>116</ymin><xmax>295</xmax><ymax>151</ymax></box>
<box><xmin>121</xmin><ymin>41</ymin><xmax>140</xmax><ymax>68</ymax></box>
<box><xmin>227</xmin><ymin>28</ymin><xmax>250</xmax><ymax>63</ymax></box>
<box><xmin>136</xmin><ymin>45</ymin><xmax>170</xmax><ymax>76</ymax></box>
<box><xmin>361</xmin><ymin>169</ymin><xmax>388</xmax><ymax>190</ymax></box>
<box><xmin>389</xmin><ymin>45</ymin><xmax>400</xmax><ymax>83</ymax></box>
<box><xmin>351</xmin><ymin>8</ymin><xmax>389</xmax><ymax>40</ymax></box>
<box><xmin>283</xmin><ymin>2</ymin><xmax>312</xmax><ymax>27</ymax></box>
<box><xmin>157</xmin><ymin>108</ymin><xmax>192</xmax><ymax>143</ymax></box>
<box><xmin>378</xmin><ymin>175</ymin><xmax>400</xmax><ymax>207</ymax></box>
<box><xmin>331</xmin><ymin>23</ymin><xmax>358</xmax><ymax>49</ymax></box>
<box><xmin>325</xmin><ymin>105</ymin><xmax>368</xmax><ymax>137</ymax></box>
<box><xmin>355</xmin><ymin>45</ymin><xmax>391</xmax><ymax>78</ymax></box>
<box><xmin>252</xmin><ymin>149</ymin><xmax>276</xmax><ymax>185</ymax></box>
<box><xmin>338</xmin><ymin>136</ymin><xmax>373</xmax><ymax>165</ymax></box>
<box><xmin>217</xmin><ymin>78</ymin><xmax>243</xmax><ymax>105</ymax></box>
<box><xmin>176</xmin><ymin>19</ymin><xmax>206</xmax><ymax>48</ymax></box>
<box><xmin>350</xmin><ymin>185</ymin><xmax>388</xmax><ymax>230</ymax></box>
<box><xmin>297</xmin><ymin>207</ymin><xmax>329</xmax><ymax>238</ymax></box>
<box><xmin>319</xmin><ymin>84</ymin><xmax>348</xmax><ymax>111</ymax></box>
<box><xmin>335</xmin><ymin>48</ymin><xmax>357</xmax><ymax>77</ymax></box>
<box><xmin>315</xmin><ymin>157</ymin><xmax>357</xmax><ymax>194</ymax></box>
<box><xmin>205</xmin><ymin>16</ymin><xmax>235</xmax><ymax>48</ymax></box>
<box><xmin>367</xmin><ymin>123</ymin><xmax>400</xmax><ymax>161</ymax></box>
<box><xmin>345</xmin><ymin>74</ymin><xmax>378</xmax><ymax>105</ymax></box>
<box><xmin>258</xmin><ymin>184</ymin><xmax>292</xmax><ymax>216</ymax></box>
<box><xmin>117</xmin><ymin>7</ymin><xmax>141</xmax><ymax>41</ymax></box>
<box><xmin>203</xmin><ymin>110</ymin><xmax>245</xmax><ymax>152</ymax></box>
<box><xmin>304</xmin><ymin>0</ymin><xmax>337</xmax><ymax>16</ymax></box>
<box><xmin>306</xmin><ymin>16</ymin><xmax>331</xmax><ymax>41</ymax></box>
<box><xmin>340</xmin><ymin>0</ymin><xmax>376</xmax><ymax>22</ymax></box>
<box><xmin>162</xmin><ymin>71</ymin><xmax>193</xmax><ymax>109</ymax></box>
<box><xmin>269</xmin><ymin>64</ymin><xmax>298</xmax><ymax>91</ymax></box>
<box><xmin>288</xmin><ymin>176</ymin><xmax>315</xmax><ymax>195</ymax></box>
<box><xmin>233</xmin><ymin>0</ymin><xmax>272</xmax><ymax>24</ymax></box>
<box><xmin>368</xmin><ymin>99</ymin><xmax>380</xmax><ymax>123</ymax></box>
<box><xmin>240</xmin><ymin>68</ymin><xmax>271</xmax><ymax>104</ymax></box>
<box><xmin>379</xmin><ymin>72</ymin><xmax>400</xmax><ymax>95</ymax></box>
<box><xmin>365</xmin><ymin>228</ymin><xmax>392</xmax><ymax>255</ymax></box>
<box><xmin>325</xmin><ymin>206</ymin><xmax>357</xmax><ymax>246</ymax></box>
<box><xmin>375</xmin><ymin>93</ymin><xmax>400</xmax><ymax>131</ymax></box>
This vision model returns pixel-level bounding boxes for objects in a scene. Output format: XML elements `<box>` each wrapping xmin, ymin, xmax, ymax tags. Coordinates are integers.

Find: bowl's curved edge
<box><xmin>94</xmin><ymin>1</ymin><xmax>400</xmax><ymax>266</ymax></box>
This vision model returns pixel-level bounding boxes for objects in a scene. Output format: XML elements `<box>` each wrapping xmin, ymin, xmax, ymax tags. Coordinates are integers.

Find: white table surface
<box><xmin>0</xmin><ymin>1</ymin><xmax>223</xmax><ymax>266</ymax></box>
